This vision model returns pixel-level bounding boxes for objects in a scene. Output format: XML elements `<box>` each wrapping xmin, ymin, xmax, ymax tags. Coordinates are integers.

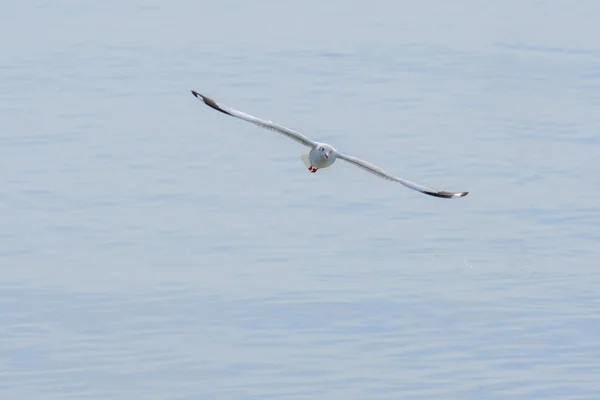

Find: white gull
<box><xmin>191</xmin><ymin>90</ymin><xmax>468</xmax><ymax>199</ymax></box>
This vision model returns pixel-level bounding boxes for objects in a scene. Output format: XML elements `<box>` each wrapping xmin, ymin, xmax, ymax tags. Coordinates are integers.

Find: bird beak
<box><xmin>324</xmin><ymin>153</ymin><xmax>329</xmax><ymax>159</ymax></box>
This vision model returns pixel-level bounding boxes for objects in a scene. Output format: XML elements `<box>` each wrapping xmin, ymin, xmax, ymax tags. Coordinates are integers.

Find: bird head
<box><xmin>318</xmin><ymin>145</ymin><xmax>335</xmax><ymax>160</ymax></box>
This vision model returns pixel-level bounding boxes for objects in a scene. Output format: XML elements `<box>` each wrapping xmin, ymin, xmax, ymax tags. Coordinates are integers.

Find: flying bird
<box><xmin>191</xmin><ymin>90</ymin><xmax>468</xmax><ymax>199</ymax></box>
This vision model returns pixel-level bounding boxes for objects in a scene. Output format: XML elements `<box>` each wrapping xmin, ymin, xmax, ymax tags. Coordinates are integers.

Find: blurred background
<box><xmin>1</xmin><ymin>0</ymin><xmax>599</xmax><ymax>398</ymax></box>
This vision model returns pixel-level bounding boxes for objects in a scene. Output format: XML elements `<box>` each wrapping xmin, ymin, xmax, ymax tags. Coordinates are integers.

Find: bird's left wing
<box><xmin>336</xmin><ymin>152</ymin><xmax>468</xmax><ymax>199</ymax></box>
<box><xmin>191</xmin><ymin>91</ymin><xmax>317</xmax><ymax>148</ymax></box>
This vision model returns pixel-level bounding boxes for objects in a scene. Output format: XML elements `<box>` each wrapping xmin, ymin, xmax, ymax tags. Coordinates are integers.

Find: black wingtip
<box><xmin>424</xmin><ymin>190</ymin><xmax>469</xmax><ymax>199</ymax></box>
<box><xmin>190</xmin><ymin>90</ymin><xmax>231</xmax><ymax>116</ymax></box>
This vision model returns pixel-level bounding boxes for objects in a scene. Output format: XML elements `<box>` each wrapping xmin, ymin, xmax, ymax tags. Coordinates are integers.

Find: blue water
<box><xmin>1</xmin><ymin>0</ymin><xmax>599</xmax><ymax>398</ymax></box>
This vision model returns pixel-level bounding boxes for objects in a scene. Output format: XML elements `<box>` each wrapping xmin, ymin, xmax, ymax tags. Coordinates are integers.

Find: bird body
<box><xmin>191</xmin><ymin>90</ymin><xmax>468</xmax><ymax>199</ymax></box>
<box><xmin>305</xmin><ymin>143</ymin><xmax>336</xmax><ymax>172</ymax></box>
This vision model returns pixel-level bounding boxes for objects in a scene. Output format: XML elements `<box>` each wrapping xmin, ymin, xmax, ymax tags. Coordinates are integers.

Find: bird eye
<box><xmin>320</xmin><ymin>147</ymin><xmax>324</xmax><ymax>151</ymax></box>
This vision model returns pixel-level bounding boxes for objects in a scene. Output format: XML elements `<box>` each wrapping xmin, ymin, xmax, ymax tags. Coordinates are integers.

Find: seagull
<box><xmin>191</xmin><ymin>90</ymin><xmax>469</xmax><ymax>199</ymax></box>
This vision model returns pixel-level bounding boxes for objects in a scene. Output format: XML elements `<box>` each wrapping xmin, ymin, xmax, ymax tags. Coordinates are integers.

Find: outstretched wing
<box><xmin>191</xmin><ymin>91</ymin><xmax>317</xmax><ymax>148</ymax></box>
<box><xmin>336</xmin><ymin>152</ymin><xmax>468</xmax><ymax>199</ymax></box>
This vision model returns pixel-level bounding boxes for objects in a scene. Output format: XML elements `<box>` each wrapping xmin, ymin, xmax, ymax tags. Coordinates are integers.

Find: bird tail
<box><xmin>300</xmin><ymin>154</ymin><xmax>311</xmax><ymax>168</ymax></box>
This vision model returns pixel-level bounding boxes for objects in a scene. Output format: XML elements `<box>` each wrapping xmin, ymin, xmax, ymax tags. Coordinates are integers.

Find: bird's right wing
<box><xmin>336</xmin><ymin>152</ymin><xmax>469</xmax><ymax>199</ymax></box>
<box><xmin>191</xmin><ymin>90</ymin><xmax>317</xmax><ymax>148</ymax></box>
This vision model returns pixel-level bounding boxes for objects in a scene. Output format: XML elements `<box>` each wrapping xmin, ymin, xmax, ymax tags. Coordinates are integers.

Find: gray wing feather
<box><xmin>191</xmin><ymin>91</ymin><xmax>316</xmax><ymax>148</ymax></box>
<box><xmin>337</xmin><ymin>153</ymin><xmax>468</xmax><ymax>199</ymax></box>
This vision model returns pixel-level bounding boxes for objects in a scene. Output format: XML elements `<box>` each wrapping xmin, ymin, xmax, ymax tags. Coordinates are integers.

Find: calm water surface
<box><xmin>1</xmin><ymin>0</ymin><xmax>600</xmax><ymax>398</ymax></box>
